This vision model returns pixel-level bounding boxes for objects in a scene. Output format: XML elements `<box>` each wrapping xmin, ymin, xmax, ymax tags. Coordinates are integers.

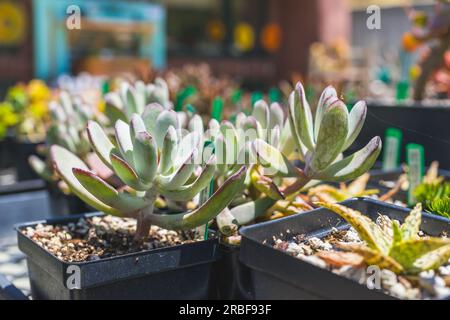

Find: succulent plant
<box><xmin>29</xmin><ymin>91</ymin><xmax>94</xmax><ymax>182</ymax></box>
<box><xmin>221</xmin><ymin>82</ymin><xmax>382</xmax><ymax>232</ymax></box>
<box><xmin>307</xmin><ymin>173</ymin><xmax>379</xmax><ymax>204</ymax></box>
<box><xmin>104</xmin><ymin>78</ymin><xmax>171</xmax><ymax>124</ymax></box>
<box><xmin>51</xmin><ymin>104</ymin><xmax>246</xmax><ymax>240</ymax></box>
<box><xmin>317</xmin><ymin>202</ymin><xmax>450</xmax><ymax>275</ymax></box>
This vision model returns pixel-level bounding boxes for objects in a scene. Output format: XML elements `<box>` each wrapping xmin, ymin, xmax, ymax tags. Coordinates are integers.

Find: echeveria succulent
<box><xmin>51</xmin><ymin>104</ymin><xmax>246</xmax><ymax>240</ymax></box>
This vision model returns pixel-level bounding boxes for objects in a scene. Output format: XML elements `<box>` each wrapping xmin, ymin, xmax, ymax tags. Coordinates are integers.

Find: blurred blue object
<box><xmin>33</xmin><ymin>0</ymin><xmax>166</xmax><ymax>80</ymax></box>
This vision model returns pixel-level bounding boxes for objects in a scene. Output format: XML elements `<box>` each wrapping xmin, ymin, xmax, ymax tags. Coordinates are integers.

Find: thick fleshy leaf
<box><xmin>337</xmin><ymin>243</ymin><xmax>404</xmax><ymax>274</ymax></box>
<box><xmin>50</xmin><ymin>145</ymin><xmax>121</xmax><ymax>215</ymax></box>
<box><xmin>392</xmin><ymin>220</ymin><xmax>403</xmax><ymax>246</ymax></box>
<box><xmin>400</xmin><ymin>203</ymin><xmax>422</xmax><ymax>241</ymax></box>
<box><xmin>413</xmin><ymin>244</ymin><xmax>450</xmax><ymax>272</ymax></box>
<box><xmin>314</xmin><ymin>85</ymin><xmax>337</xmax><ymax>141</ymax></box>
<box><xmin>121</xmin><ymin>84</ymin><xmax>138</xmax><ymax>118</ymax></box>
<box><xmin>216</xmin><ymin>208</ymin><xmax>238</xmax><ymax>236</ymax></box>
<box><xmin>132</xmin><ymin>131</ymin><xmax>158</xmax><ymax>184</ymax></box>
<box><xmin>159</xmin><ymin>126</ymin><xmax>178</xmax><ymax>174</ymax></box>
<box><xmin>87</xmin><ymin>121</ymin><xmax>117</xmax><ymax>170</ymax></box>
<box><xmin>343</xmin><ymin>101</ymin><xmax>367</xmax><ymax>150</ymax></box>
<box><xmin>158</xmin><ymin>149</ymin><xmax>197</xmax><ymax>190</ymax></box>
<box><xmin>130</xmin><ymin>113</ymin><xmax>147</xmax><ymax>138</ymax></box>
<box><xmin>316</xmin><ymin>202</ymin><xmax>391</xmax><ymax>254</ymax></box>
<box><xmin>133</xmin><ymin>81</ymin><xmax>147</xmax><ymax>114</ymax></box>
<box><xmin>155</xmin><ymin>110</ymin><xmax>179</xmax><ymax>148</ymax></box>
<box><xmin>269</xmin><ymin>102</ymin><xmax>284</xmax><ymax>131</ymax></box>
<box><xmin>142</xmin><ymin>103</ymin><xmax>164</xmax><ymax>136</ymax></box>
<box><xmin>158</xmin><ymin>155</ymin><xmax>216</xmax><ymax>201</ymax></box>
<box><xmin>288</xmin><ymin>82</ymin><xmax>315</xmax><ymax>151</ymax></box>
<box><xmin>269</xmin><ymin>125</ymin><xmax>280</xmax><ymax>149</ymax></box>
<box><xmin>278</xmin><ymin>120</ymin><xmax>297</xmax><ymax>158</ymax></box>
<box><xmin>390</xmin><ymin>238</ymin><xmax>450</xmax><ymax>273</ymax></box>
<box><xmin>29</xmin><ymin>155</ymin><xmax>53</xmax><ymax>181</ymax></box>
<box><xmin>230</xmin><ymin>196</ymin><xmax>277</xmax><ymax>225</ymax></box>
<box><xmin>73</xmin><ymin>168</ymin><xmax>150</xmax><ymax>214</ymax></box>
<box><xmin>250</xmin><ymin>165</ymin><xmax>284</xmax><ymax>200</ymax></box>
<box><xmin>220</xmin><ymin>121</ymin><xmax>238</xmax><ymax>165</ymax></box>
<box><xmin>309</xmin><ymin>101</ymin><xmax>348</xmax><ymax>173</ymax></box>
<box><xmin>110</xmin><ymin>153</ymin><xmax>149</xmax><ymax>191</ymax></box>
<box><xmin>146</xmin><ymin>166</ymin><xmax>246</xmax><ymax>230</ymax></box>
<box><xmin>252</xmin><ymin>100</ymin><xmax>270</xmax><ymax>130</ymax></box>
<box><xmin>115</xmin><ymin>120</ymin><xmax>134</xmax><ymax>166</ymax></box>
<box><xmin>315</xmin><ymin>136</ymin><xmax>382</xmax><ymax>182</ymax></box>
<box><xmin>252</xmin><ymin>139</ymin><xmax>298</xmax><ymax>177</ymax></box>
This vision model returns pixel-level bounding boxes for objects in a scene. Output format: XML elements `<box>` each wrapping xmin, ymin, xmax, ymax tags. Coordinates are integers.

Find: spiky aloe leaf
<box><xmin>314</xmin><ymin>85</ymin><xmax>337</xmax><ymax>141</ymax></box>
<box><xmin>269</xmin><ymin>103</ymin><xmax>284</xmax><ymax>130</ymax></box>
<box><xmin>158</xmin><ymin>149</ymin><xmax>197</xmax><ymax>190</ymax></box>
<box><xmin>400</xmin><ymin>203</ymin><xmax>422</xmax><ymax>241</ymax></box>
<box><xmin>73</xmin><ymin>168</ymin><xmax>150</xmax><ymax>214</ymax></box>
<box><xmin>159</xmin><ymin>126</ymin><xmax>178</xmax><ymax>174</ymax></box>
<box><xmin>389</xmin><ymin>238</ymin><xmax>450</xmax><ymax>273</ymax></box>
<box><xmin>289</xmin><ymin>82</ymin><xmax>315</xmax><ymax>151</ymax></box>
<box><xmin>343</xmin><ymin>101</ymin><xmax>367</xmax><ymax>150</ymax></box>
<box><xmin>50</xmin><ymin>145</ymin><xmax>121</xmax><ymax>216</ymax></box>
<box><xmin>158</xmin><ymin>155</ymin><xmax>216</xmax><ymax>201</ymax></box>
<box><xmin>413</xmin><ymin>244</ymin><xmax>450</xmax><ymax>272</ymax></box>
<box><xmin>392</xmin><ymin>220</ymin><xmax>403</xmax><ymax>246</ymax></box>
<box><xmin>252</xmin><ymin>139</ymin><xmax>298</xmax><ymax>177</ymax></box>
<box><xmin>315</xmin><ymin>202</ymin><xmax>392</xmax><ymax>254</ymax></box>
<box><xmin>308</xmin><ymin>185</ymin><xmax>348</xmax><ymax>203</ymax></box>
<box><xmin>337</xmin><ymin>243</ymin><xmax>404</xmax><ymax>274</ymax></box>
<box><xmin>315</xmin><ymin>136</ymin><xmax>382</xmax><ymax>182</ymax></box>
<box><xmin>87</xmin><ymin>121</ymin><xmax>117</xmax><ymax>170</ymax></box>
<box><xmin>110</xmin><ymin>153</ymin><xmax>149</xmax><ymax>191</ymax></box>
<box><xmin>147</xmin><ymin>166</ymin><xmax>246</xmax><ymax>230</ymax></box>
<box><xmin>115</xmin><ymin>120</ymin><xmax>134</xmax><ymax>166</ymax></box>
<box><xmin>309</xmin><ymin>101</ymin><xmax>348</xmax><ymax>173</ymax></box>
<box><xmin>132</xmin><ymin>132</ymin><xmax>158</xmax><ymax>184</ymax></box>
<box><xmin>230</xmin><ymin>196</ymin><xmax>277</xmax><ymax>225</ymax></box>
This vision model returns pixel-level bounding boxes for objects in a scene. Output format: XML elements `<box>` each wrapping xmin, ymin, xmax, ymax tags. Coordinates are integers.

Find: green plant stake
<box><xmin>186</xmin><ymin>104</ymin><xmax>197</xmax><ymax>115</ymax></box>
<box><xmin>382</xmin><ymin>128</ymin><xmax>403</xmax><ymax>171</ymax></box>
<box><xmin>407</xmin><ymin>143</ymin><xmax>425</xmax><ymax>205</ymax></box>
<box><xmin>396</xmin><ymin>80</ymin><xmax>410</xmax><ymax>102</ymax></box>
<box><xmin>211</xmin><ymin>97</ymin><xmax>224</xmax><ymax>122</ymax></box>
<box><xmin>251</xmin><ymin>91</ymin><xmax>264</xmax><ymax>107</ymax></box>
<box><xmin>175</xmin><ymin>86</ymin><xmax>197</xmax><ymax>112</ymax></box>
<box><xmin>268</xmin><ymin>87</ymin><xmax>281</xmax><ymax>103</ymax></box>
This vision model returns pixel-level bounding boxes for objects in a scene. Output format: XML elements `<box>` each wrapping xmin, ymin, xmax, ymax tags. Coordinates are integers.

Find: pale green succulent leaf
<box><xmin>159</xmin><ymin>126</ymin><xmax>178</xmax><ymax>174</ymax></box>
<box><xmin>310</xmin><ymin>101</ymin><xmax>348</xmax><ymax>173</ymax></box>
<box><xmin>289</xmin><ymin>82</ymin><xmax>315</xmax><ymax>151</ymax></box>
<box><xmin>315</xmin><ymin>136</ymin><xmax>382</xmax><ymax>182</ymax></box>
<box><xmin>142</xmin><ymin>103</ymin><xmax>164</xmax><ymax>136</ymax></box>
<box><xmin>132</xmin><ymin>131</ymin><xmax>158</xmax><ymax>184</ymax></box>
<box><xmin>269</xmin><ymin>102</ymin><xmax>284</xmax><ymax>131</ymax></box>
<box><xmin>87</xmin><ymin>120</ymin><xmax>117</xmax><ymax>170</ymax></box>
<box><xmin>50</xmin><ymin>145</ymin><xmax>121</xmax><ymax>215</ymax></box>
<box><xmin>154</xmin><ymin>110</ymin><xmax>179</xmax><ymax>148</ymax></box>
<box><xmin>252</xmin><ymin>139</ymin><xmax>298</xmax><ymax>177</ymax></box>
<box><xmin>158</xmin><ymin>149</ymin><xmax>197</xmax><ymax>190</ymax></box>
<box><xmin>110</xmin><ymin>153</ymin><xmax>149</xmax><ymax>191</ymax></box>
<box><xmin>314</xmin><ymin>85</ymin><xmax>337</xmax><ymax>141</ymax></box>
<box><xmin>230</xmin><ymin>196</ymin><xmax>277</xmax><ymax>226</ymax></box>
<box><xmin>115</xmin><ymin>119</ymin><xmax>135</xmax><ymax>166</ymax></box>
<box><xmin>343</xmin><ymin>101</ymin><xmax>367</xmax><ymax>150</ymax></box>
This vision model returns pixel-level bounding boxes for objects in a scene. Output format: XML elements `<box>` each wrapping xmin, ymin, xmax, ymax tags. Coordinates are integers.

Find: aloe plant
<box><xmin>29</xmin><ymin>91</ymin><xmax>94</xmax><ymax>182</ymax></box>
<box><xmin>317</xmin><ymin>202</ymin><xmax>450</xmax><ymax>274</ymax></box>
<box><xmin>222</xmin><ymin>82</ymin><xmax>382</xmax><ymax>232</ymax></box>
<box><xmin>51</xmin><ymin>104</ymin><xmax>246</xmax><ymax>240</ymax></box>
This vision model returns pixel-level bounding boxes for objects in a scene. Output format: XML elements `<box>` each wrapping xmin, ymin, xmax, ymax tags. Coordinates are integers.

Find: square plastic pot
<box><xmin>16</xmin><ymin>213</ymin><xmax>220</xmax><ymax>300</ymax></box>
<box><xmin>239</xmin><ymin>198</ymin><xmax>450</xmax><ymax>300</ymax></box>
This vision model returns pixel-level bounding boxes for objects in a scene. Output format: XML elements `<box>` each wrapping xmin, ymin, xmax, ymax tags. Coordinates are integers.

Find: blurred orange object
<box><xmin>402</xmin><ymin>32</ymin><xmax>421</xmax><ymax>52</ymax></box>
<box><xmin>261</xmin><ymin>23</ymin><xmax>282</xmax><ymax>53</ymax></box>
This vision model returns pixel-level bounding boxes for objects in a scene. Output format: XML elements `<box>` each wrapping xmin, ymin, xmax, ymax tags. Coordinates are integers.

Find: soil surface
<box><xmin>22</xmin><ymin>215</ymin><xmax>202</xmax><ymax>262</ymax></box>
<box><xmin>271</xmin><ymin>215</ymin><xmax>450</xmax><ymax>300</ymax></box>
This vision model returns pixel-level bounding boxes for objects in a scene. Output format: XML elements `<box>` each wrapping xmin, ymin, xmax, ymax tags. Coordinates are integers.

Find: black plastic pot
<box><xmin>210</xmin><ymin>242</ymin><xmax>252</xmax><ymax>300</ymax></box>
<box><xmin>16</xmin><ymin>213</ymin><xmax>220</xmax><ymax>300</ymax></box>
<box><xmin>11</xmin><ymin>139</ymin><xmax>41</xmax><ymax>181</ymax></box>
<box><xmin>350</xmin><ymin>104</ymin><xmax>450</xmax><ymax>170</ymax></box>
<box><xmin>239</xmin><ymin>198</ymin><xmax>450</xmax><ymax>300</ymax></box>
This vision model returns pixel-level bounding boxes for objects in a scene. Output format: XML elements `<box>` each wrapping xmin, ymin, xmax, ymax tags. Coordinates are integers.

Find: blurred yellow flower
<box><xmin>29</xmin><ymin>101</ymin><xmax>48</xmax><ymax>119</ymax></box>
<box><xmin>27</xmin><ymin>79</ymin><xmax>51</xmax><ymax>102</ymax></box>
